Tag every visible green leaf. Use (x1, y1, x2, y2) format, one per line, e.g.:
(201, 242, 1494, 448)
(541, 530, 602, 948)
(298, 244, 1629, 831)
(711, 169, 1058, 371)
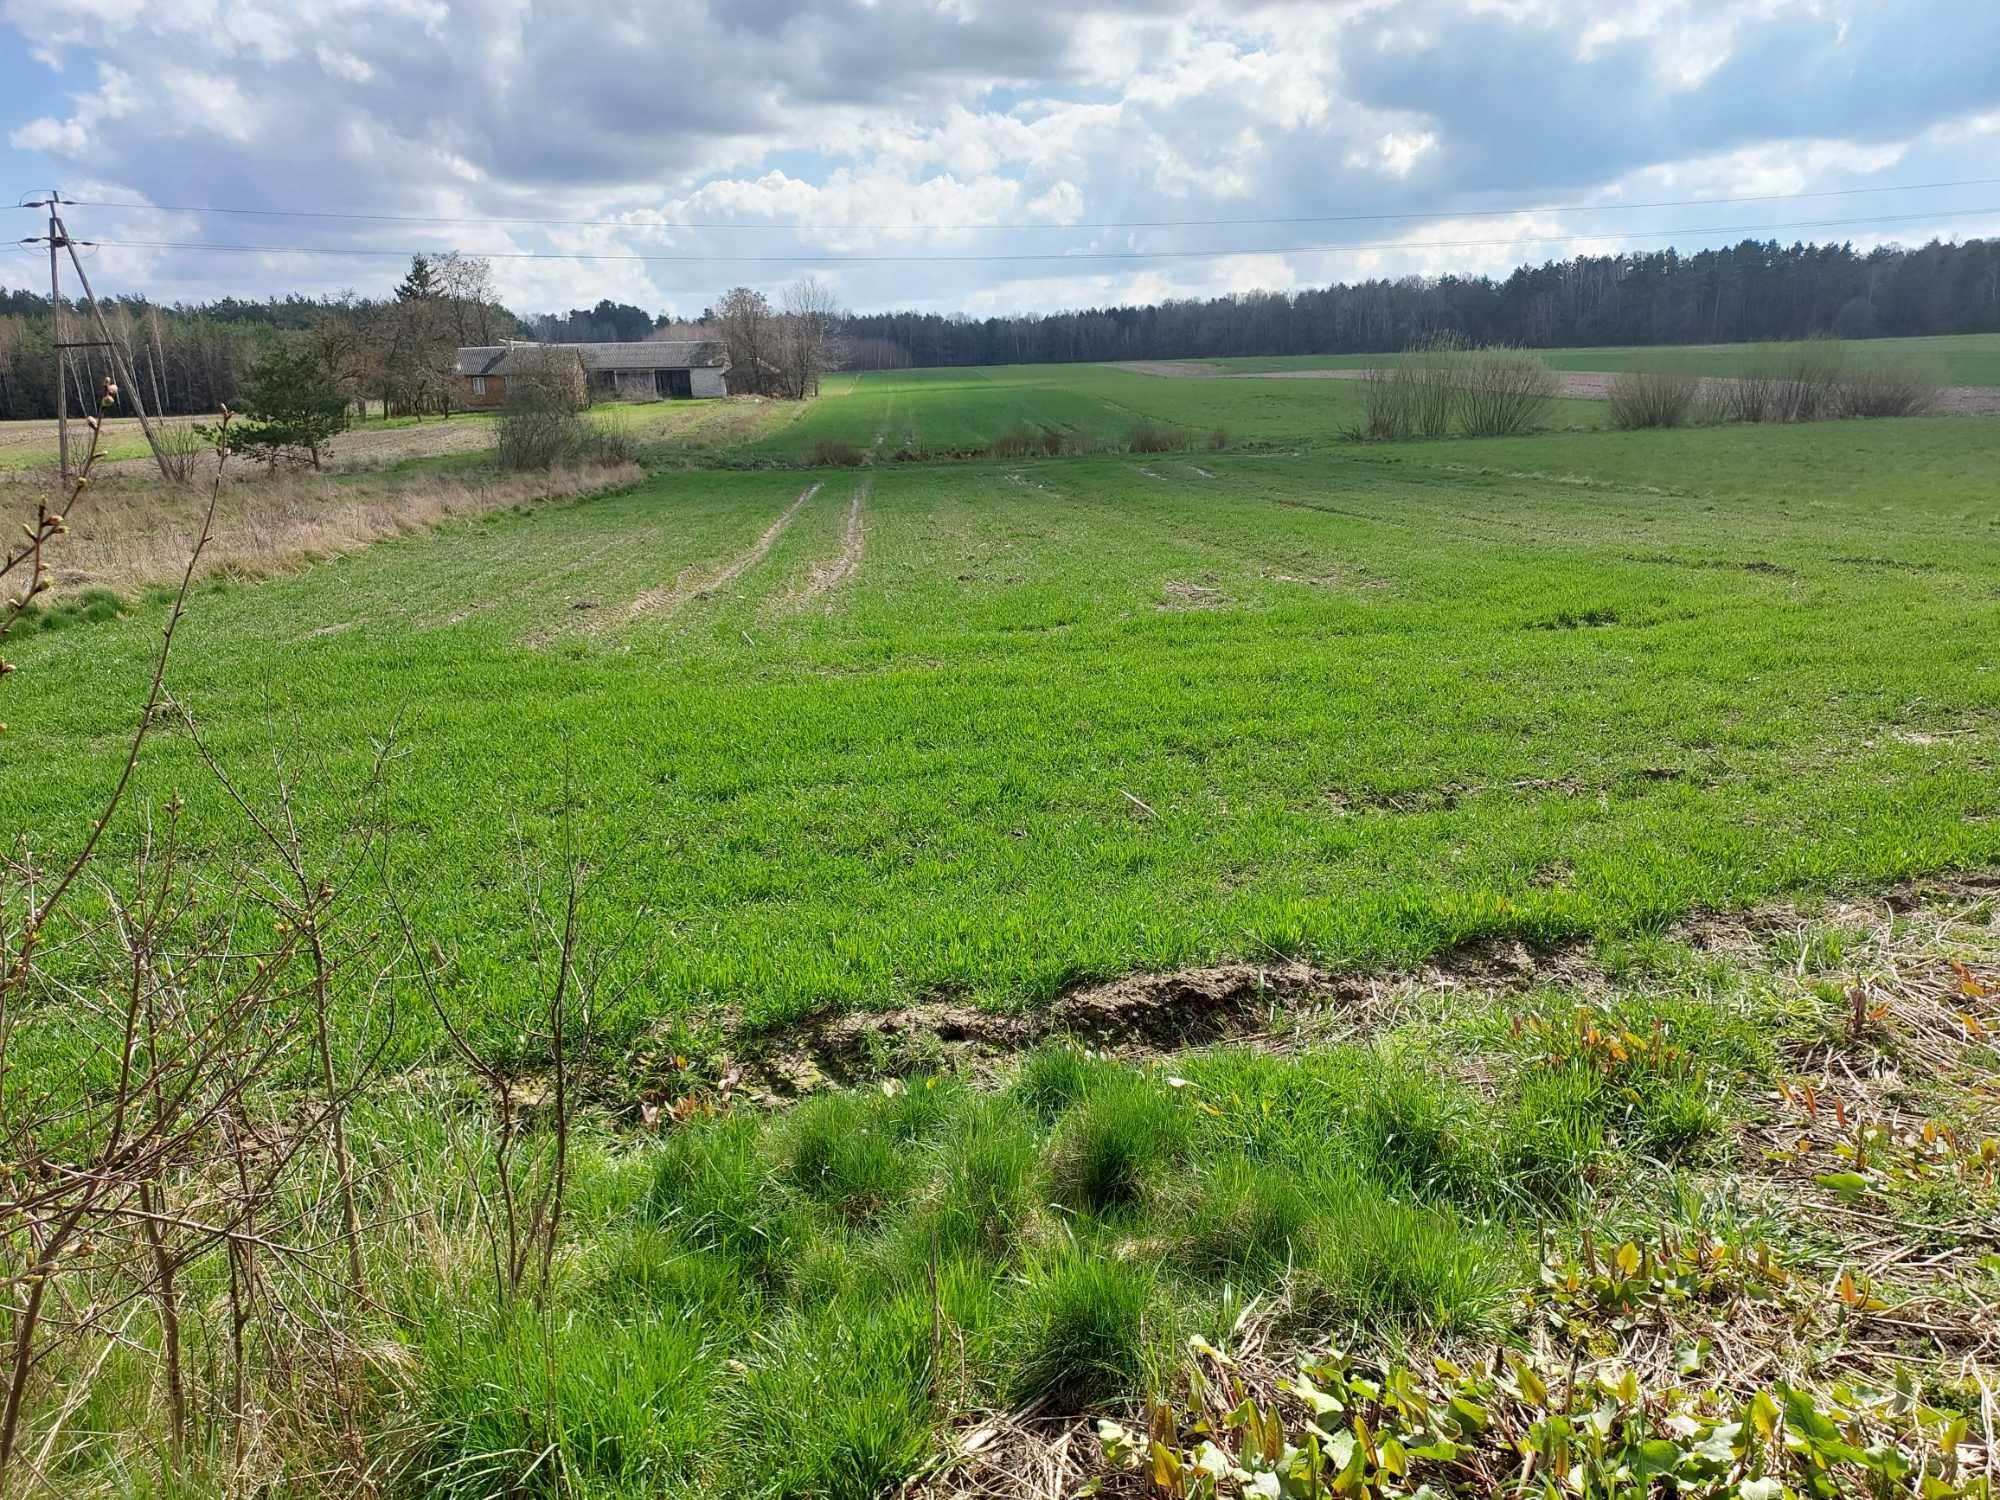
(1814, 1171, 1870, 1200)
(1629, 1438, 1684, 1478)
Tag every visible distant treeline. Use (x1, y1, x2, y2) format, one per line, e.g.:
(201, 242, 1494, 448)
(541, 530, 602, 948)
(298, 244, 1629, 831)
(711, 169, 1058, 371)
(841, 237, 2000, 368)
(3, 235, 1997, 418)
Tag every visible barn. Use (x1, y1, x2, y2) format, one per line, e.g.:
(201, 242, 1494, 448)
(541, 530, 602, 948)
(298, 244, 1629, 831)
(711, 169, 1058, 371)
(455, 340, 729, 407)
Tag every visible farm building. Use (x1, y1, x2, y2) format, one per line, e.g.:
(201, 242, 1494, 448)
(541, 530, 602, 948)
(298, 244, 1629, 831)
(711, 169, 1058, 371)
(455, 340, 728, 407)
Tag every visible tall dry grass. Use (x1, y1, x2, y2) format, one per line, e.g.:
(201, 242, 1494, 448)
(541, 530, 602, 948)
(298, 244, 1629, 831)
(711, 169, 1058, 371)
(47, 461, 641, 594)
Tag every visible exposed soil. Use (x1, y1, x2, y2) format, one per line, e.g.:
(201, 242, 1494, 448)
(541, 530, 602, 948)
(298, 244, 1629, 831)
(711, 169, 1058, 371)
(1158, 578, 1226, 610)
(711, 870, 1999, 1107)
(1112, 359, 2000, 413)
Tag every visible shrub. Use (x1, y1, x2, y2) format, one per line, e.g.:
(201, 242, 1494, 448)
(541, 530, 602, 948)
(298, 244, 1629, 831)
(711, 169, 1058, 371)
(1206, 426, 1230, 451)
(1125, 418, 1191, 453)
(812, 438, 867, 466)
(1455, 346, 1557, 436)
(1835, 360, 1941, 418)
(1727, 336, 1846, 423)
(1398, 332, 1467, 438)
(983, 424, 1041, 459)
(498, 350, 582, 469)
(1607, 364, 1701, 429)
(1354, 363, 1413, 440)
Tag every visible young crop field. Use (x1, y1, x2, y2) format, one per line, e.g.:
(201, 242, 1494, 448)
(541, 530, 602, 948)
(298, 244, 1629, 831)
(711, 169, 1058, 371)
(4, 360, 1999, 1497)
(1203, 332, 2000, 388)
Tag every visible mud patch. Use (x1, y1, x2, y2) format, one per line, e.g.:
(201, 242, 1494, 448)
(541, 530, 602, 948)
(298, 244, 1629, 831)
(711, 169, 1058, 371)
(730, 962, 1331, 1099)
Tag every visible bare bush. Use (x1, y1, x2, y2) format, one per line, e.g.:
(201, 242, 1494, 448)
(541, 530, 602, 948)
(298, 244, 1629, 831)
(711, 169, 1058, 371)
(1835, 359, 1941, 418)
(1455, 346, 1558, 437)
(1207, 427, 1229, 451)
(1353, 363, 1413, 440)
(1125, 419, 1192, 453)
(984, 425, 1041, 459)
(497, 349, 631, 470)
(156, 418, 209, 483)
(812, 439, 866, 466)
(1727, 337, 1846, 423)
(1403, 332, 1467, 438)
(1607, 363, 1702, 429)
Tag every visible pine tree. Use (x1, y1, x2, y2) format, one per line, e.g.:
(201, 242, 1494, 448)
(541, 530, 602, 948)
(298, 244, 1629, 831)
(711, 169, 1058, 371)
(395, 256, 437, 303)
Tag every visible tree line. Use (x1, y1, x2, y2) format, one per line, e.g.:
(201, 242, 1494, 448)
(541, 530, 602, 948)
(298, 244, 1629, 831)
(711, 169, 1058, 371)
(0, 253, 517, 422)
(839, 236, 2000, 368)
(2, 234, 1995, 421)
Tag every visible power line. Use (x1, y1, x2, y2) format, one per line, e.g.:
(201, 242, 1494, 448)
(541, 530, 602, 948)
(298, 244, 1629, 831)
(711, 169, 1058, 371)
(30, 175, 2000, 235)
(49, 207, 2000, 266)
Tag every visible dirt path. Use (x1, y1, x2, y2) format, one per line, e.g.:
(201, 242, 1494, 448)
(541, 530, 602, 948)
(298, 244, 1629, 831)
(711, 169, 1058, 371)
(1110, 360, 2000, 413)
(621, 481, 821, 622)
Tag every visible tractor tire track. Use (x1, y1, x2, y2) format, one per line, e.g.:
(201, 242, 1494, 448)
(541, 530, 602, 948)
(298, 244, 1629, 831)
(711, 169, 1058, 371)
(792, 479, 869, 611)
(620, 482, 821, 623)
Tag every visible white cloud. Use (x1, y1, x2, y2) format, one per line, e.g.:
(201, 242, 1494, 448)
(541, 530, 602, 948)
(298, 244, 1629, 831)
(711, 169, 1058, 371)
(316, 45, 376, 84)
(0, 0, 1994, 315)
(8, 62, 135, 154)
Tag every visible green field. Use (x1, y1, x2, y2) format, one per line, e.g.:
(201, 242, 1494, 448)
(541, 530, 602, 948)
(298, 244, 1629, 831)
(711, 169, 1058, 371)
(8, 409, 1996, 1052)
(751, 362, 1615, 459)
(6, 363, 1999, 1497)
(1217, 331, 2000, 385)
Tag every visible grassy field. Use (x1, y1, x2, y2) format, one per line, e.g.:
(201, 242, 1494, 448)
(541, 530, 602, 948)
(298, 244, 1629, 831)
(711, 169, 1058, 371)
(7, 415, 1996, 1049)
(4, 360, 1999, 1497)
(1216, 331, 2000, 385)
(752, 363, 1613, 459)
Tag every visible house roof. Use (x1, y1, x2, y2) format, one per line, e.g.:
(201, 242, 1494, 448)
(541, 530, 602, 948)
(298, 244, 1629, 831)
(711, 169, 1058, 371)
(455, 340, 727, 376)
(570, 340, 727, 371)
(455, 346, 511, 377)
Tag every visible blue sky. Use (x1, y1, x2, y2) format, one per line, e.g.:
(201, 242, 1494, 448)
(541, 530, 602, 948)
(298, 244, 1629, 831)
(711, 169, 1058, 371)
(4, 0, 1998, 320)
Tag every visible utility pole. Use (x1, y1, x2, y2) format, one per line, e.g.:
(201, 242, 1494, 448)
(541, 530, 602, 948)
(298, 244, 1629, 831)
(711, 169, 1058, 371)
(38, 190, 69, 480)
(22, 192, 177, 481)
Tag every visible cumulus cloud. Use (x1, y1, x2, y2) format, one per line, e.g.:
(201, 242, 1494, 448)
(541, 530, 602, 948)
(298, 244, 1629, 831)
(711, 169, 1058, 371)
(0, 0, 1995, 313)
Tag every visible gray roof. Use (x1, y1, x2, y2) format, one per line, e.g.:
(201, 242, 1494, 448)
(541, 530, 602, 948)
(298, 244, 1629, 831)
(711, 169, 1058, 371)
(455, 346, 511, 376)
(571, 340, 727, 371)
(456, 340, 726, 376)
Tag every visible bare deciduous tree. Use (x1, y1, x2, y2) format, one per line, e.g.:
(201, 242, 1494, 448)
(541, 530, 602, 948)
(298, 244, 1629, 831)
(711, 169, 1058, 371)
(777, 276, 844, 400)
(715, 287, 774, 396)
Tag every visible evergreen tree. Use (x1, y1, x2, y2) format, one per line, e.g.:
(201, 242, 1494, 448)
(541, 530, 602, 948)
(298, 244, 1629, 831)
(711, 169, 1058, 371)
(395, 256, 438, 303)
